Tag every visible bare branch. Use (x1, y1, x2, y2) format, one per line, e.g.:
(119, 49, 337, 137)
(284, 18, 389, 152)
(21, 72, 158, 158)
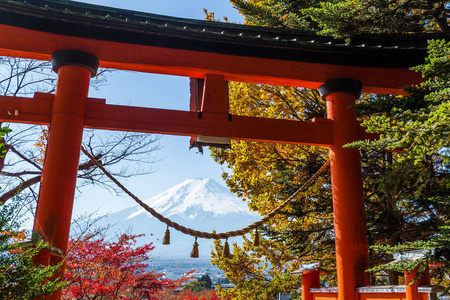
(0, 58, 161, 206)
(9, 145, 42, 170)
(0, 171, 41, 176)
(0, 175, 41, 204)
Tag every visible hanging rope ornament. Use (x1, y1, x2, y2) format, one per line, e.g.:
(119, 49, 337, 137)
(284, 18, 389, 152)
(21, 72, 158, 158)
(190, 237, 199, 258)
(162, 226, 170, 245)
(222, 238, 231, 258)
(253, 228, 260, 247)
(81, 146, 330, 246)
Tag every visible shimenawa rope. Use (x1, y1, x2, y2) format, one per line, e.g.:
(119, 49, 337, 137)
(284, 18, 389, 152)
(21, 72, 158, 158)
(81, 146, 330, 240)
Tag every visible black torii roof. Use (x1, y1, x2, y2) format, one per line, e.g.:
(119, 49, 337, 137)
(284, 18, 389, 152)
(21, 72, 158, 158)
(0, 0, 448, 69)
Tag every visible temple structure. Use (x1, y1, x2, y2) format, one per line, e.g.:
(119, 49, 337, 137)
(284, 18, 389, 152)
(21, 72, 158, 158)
(0, 0, 447, 299)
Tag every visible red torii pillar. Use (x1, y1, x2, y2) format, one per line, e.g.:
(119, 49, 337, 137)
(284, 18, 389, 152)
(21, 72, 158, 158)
(320, 79, 370, 300)
(32, 51, 99, 300)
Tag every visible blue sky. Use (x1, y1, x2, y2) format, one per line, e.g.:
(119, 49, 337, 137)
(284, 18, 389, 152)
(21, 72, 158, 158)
(72, 1, 245, 217)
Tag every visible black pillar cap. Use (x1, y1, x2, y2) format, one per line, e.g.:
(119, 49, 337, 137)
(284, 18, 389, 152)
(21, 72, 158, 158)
(318, 79, 362, 100)
(51, 50, 99, 77)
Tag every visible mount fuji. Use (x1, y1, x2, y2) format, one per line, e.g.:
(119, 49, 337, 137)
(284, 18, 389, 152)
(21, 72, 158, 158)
(92, 178, 260, 260)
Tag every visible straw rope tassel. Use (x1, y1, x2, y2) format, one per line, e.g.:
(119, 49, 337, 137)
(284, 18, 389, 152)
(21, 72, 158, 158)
(253, 228, 260, 247)
(222, 238, 231, 258)
(190, 237, 199, 258)
(163, 226, 170, 245)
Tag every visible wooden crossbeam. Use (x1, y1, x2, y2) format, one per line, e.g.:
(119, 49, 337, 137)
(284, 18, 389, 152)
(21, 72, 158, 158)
(0, 93, 380, 146)
(0, 93, 334, 146)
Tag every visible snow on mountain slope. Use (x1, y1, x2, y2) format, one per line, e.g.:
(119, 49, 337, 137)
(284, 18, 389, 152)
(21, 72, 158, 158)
(126, 178, 256, 220)
(88, 178, 259, 260)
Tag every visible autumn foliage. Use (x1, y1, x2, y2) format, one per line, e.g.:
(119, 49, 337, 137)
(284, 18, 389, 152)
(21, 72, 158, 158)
(63, 233, 176, 300)
(33, 128, 48, 165)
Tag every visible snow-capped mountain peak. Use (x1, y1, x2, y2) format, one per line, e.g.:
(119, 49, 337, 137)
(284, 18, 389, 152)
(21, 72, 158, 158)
(127, 178, 257, 220)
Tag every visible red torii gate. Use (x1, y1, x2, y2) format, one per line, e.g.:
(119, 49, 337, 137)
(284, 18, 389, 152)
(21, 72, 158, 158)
(0, 1, 445, 300)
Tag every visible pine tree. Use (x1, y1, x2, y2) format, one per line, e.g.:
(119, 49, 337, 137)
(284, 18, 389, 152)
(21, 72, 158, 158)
(304, 0, 450, 37)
